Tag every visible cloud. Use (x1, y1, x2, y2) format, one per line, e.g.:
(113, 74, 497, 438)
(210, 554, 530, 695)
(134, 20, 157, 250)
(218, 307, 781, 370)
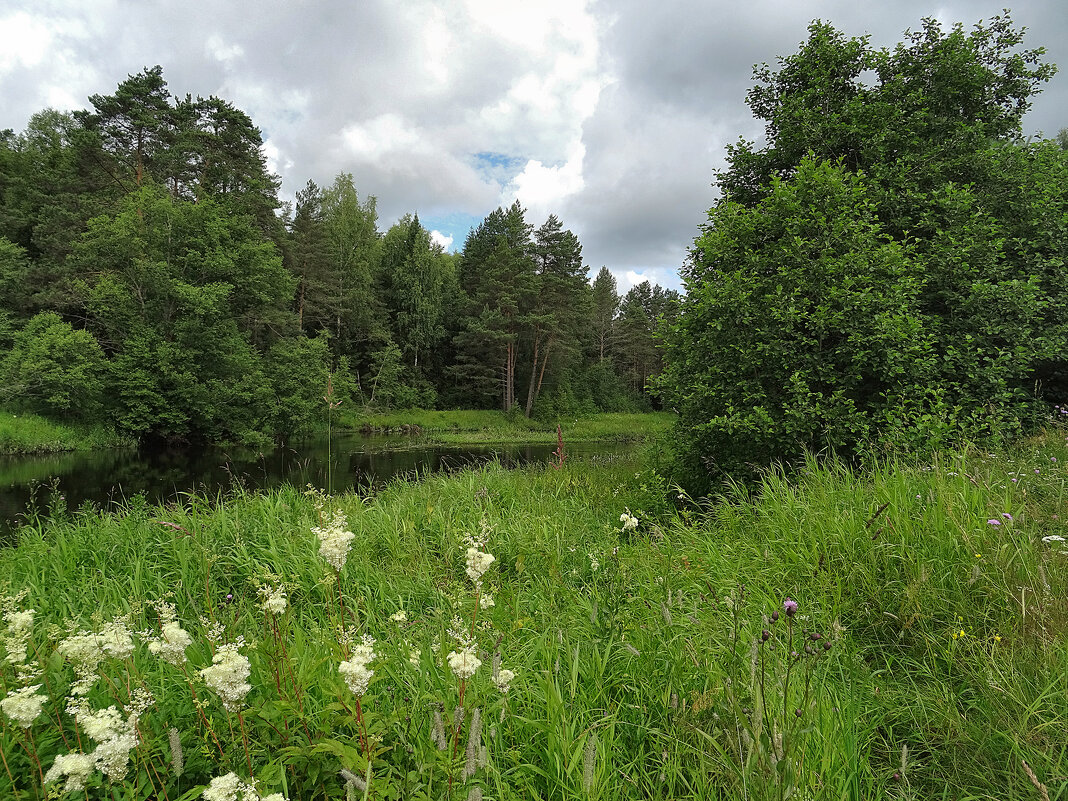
(429, 230, 454, 251)
(1, 0, 1065, 292)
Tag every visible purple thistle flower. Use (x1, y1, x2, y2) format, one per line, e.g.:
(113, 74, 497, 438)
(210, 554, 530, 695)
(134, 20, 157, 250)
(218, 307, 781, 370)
(783, 597, 798, 617)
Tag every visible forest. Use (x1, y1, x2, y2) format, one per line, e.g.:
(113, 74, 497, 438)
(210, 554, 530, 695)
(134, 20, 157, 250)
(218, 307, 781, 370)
(0, 67, 677, 444)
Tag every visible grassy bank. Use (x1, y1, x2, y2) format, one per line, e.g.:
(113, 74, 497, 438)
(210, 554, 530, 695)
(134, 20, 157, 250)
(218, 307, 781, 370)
(0, 436, 1065, 799)
(338, 408, 674, 444)
(0, 410, 134, 454)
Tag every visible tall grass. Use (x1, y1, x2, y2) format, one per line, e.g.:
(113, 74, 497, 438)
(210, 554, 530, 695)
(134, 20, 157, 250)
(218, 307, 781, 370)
(0, 434, 1064, 799)
(338, 409, 675, 444)
(0, 411, 134, 455)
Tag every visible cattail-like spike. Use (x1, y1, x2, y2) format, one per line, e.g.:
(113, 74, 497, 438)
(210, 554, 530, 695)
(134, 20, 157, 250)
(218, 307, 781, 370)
(168, 728, 183, 776)
(463, 708, 482, 780)
(582, 732, 598, 794)
(432, 707, 447, 749)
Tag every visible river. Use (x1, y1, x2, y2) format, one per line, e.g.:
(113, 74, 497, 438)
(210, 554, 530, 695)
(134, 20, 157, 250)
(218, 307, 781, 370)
(0, 435, 623, 539)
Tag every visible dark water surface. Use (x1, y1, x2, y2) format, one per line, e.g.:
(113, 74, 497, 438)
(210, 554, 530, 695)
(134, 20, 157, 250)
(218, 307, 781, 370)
(0, 435, 622, 538)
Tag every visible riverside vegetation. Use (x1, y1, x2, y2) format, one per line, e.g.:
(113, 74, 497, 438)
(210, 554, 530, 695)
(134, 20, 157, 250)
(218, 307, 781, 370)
(0, 425, 1065, 800)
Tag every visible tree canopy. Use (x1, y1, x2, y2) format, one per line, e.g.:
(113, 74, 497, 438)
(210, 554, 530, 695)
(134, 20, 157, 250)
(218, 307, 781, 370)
(662, 13, 1066, 492)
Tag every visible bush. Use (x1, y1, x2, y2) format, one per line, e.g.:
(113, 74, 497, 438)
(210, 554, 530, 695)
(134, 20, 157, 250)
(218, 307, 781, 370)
(1, 312, 105, 420)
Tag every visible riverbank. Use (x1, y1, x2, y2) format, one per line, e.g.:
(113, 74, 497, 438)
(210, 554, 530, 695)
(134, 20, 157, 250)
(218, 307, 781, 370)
(337, 408, 675, 444)
(0, 434, 1065, 799)
(0, 410, 134, 454)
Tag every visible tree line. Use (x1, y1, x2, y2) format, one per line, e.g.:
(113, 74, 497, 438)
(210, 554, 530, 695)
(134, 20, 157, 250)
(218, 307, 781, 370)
(0, 66, 677, 443)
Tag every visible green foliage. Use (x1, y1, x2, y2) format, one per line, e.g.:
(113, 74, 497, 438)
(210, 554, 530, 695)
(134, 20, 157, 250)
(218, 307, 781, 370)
(664, 13, 1066, 492)
(263, 335, 332, 437)
(1, 312, 105, 419)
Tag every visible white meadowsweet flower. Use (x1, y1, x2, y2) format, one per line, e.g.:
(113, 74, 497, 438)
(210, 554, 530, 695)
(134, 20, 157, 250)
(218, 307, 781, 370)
(1, 685, 45, 728)
(58, 631, 105, 696)
(390, 609, 407, 622)
(313, 508, 356, 571)
(4, 608, 34, 665)
(92, 731, 138, 781)
(200, 641, 251, 712)
(620, 509, 639, 532)
(479, 592, 495, 610)
(447, 646, 482, 680)
(465, 547, 496, 586)
(99, 616, 135, 660)
(78, 705, 125, 743)
(339, 635, 376, 697)
(408, 647, 421, 667)
(493, 668, 516, 694)
(147, 621, 193, 667)
(44, 752, 95, 794)
(259, 584, 288, 616)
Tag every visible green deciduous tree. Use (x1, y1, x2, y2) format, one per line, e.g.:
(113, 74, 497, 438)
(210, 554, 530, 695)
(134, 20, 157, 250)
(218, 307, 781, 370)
(663, 13, 1065, 492)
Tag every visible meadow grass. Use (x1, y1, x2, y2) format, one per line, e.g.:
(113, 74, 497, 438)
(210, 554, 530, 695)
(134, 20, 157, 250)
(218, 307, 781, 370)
(337, 409, 674, 444)
(0, 410, 134, 455)
(0, 434, 1064, 799)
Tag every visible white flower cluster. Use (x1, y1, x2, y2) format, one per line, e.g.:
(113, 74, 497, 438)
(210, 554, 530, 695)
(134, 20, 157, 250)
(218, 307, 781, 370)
(147, 621, 193, 666)
(493, 668, 516, 694)
(99, 615, 135, 660)
(258, 583, 288, 616)
(313, 508, 356, 571)
(620, 508, 639, 532)
(479, 592, 495, 610)
(202, 771, 286, 801)
(143, 601, 192, 667)
(465, 548, 496, 587)
(57, 631, 106, 696)
(44, 752, 95, 793)
(1, 684, 45, 728)
(63, 689, 151, 783)
(200, 639, 251, 712)
(3, 608, 34, 665)
(390, 609, 407, 622)
(1043, 534, 1068, 554)
(339, 635, 376, 697)
(447, 646, 482, 680)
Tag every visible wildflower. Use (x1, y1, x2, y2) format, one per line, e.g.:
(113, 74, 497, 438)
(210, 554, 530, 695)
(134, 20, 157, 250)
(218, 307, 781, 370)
(620, 508, 638, 532)
(313, 508, 356, 571)
(99, 616, 135, 660)
(200, 640, 252, 712)
(259, 584, 288, 616)
(1001, 512, 1013, 521)
(58, 631, 105, 695)
(339, 635, 376, 697)
(92, 730, 139, 781)
(479, 593, 495, 610)
(448, 646, 482, 680)
(987, 519, 1002, 526)
(409, 647, 421, 667)
(1, 685, 45, 728)
(147, 621, 193, 667)
(783, 597, 798, 617)
(202, 772, 254, 801)
(390, 609, 408, 622)
(44, 752, 95, 794)
(975, 553, 982, 559)
(3, 608, 34, 665)
(589, 553, 600, 572)
(493, 668, 516, 693)
(465, 547, 496, 586)
(78, 706, 125, 742)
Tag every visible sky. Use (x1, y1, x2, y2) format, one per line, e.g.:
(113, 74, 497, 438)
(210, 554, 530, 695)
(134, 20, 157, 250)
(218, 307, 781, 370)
(1, 1, 1065, 295)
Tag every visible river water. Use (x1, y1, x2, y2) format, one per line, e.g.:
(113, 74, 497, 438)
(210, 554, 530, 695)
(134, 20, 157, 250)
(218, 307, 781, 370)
(0, 435, 619, 538)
